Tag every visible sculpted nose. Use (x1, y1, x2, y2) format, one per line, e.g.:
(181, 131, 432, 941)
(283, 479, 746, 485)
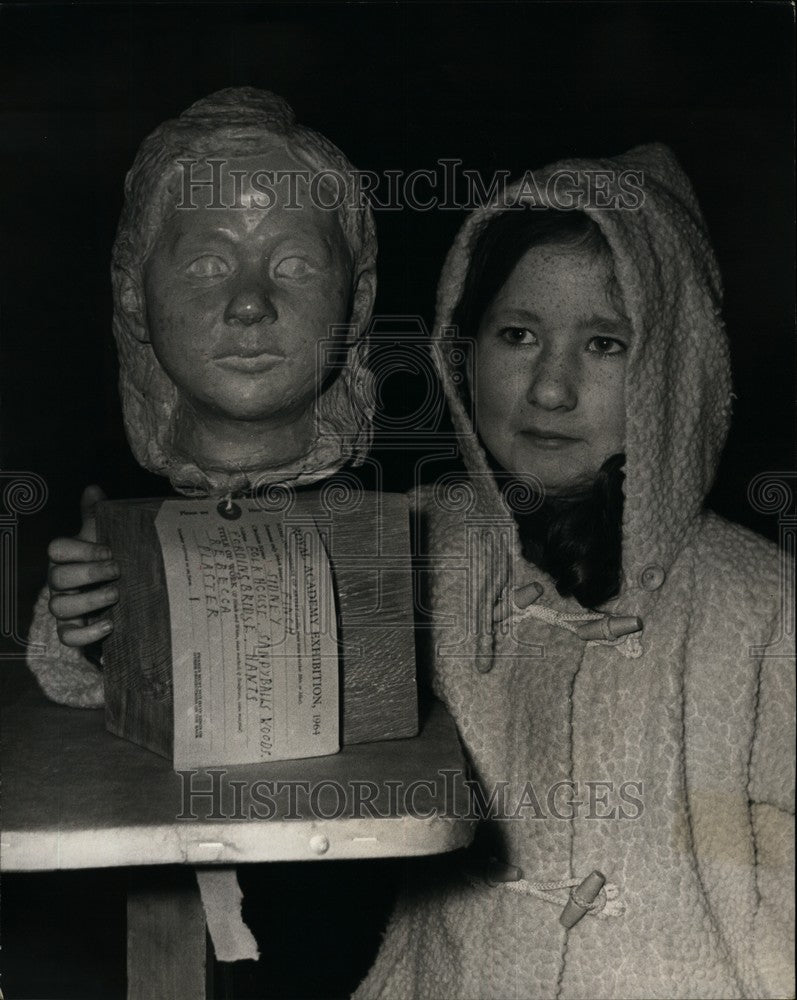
(526, 354, 577, 411)
(224, 281, 277, 326)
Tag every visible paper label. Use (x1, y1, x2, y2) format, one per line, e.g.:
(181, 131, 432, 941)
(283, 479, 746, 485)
(155, 499, 339, 767)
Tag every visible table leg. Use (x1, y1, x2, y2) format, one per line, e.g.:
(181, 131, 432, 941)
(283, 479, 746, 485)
(127, 866, 212, 1000)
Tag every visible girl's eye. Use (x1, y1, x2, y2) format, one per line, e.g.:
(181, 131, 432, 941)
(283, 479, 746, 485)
(587, 336, 626, 356)
(274, 256, 315, 280)
(185, 255, 230, 279)
(499, 326, 537, 346)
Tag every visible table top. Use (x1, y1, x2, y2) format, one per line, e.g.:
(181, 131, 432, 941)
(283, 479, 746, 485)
(0, 691, 474, 871)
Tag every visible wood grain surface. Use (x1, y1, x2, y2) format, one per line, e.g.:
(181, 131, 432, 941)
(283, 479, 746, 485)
(95, 490, 418, 761)
(127, 867, 210, 1000)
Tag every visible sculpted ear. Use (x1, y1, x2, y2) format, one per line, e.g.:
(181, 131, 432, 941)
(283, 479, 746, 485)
(119, 274, 149, 343)
(349, 267, 376, 334)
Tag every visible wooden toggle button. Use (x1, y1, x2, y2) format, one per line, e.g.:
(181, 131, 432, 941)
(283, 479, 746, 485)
(559, 870, 605, 929)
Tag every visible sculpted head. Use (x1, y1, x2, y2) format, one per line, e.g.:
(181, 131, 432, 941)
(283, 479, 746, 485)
(112, 87, 377, 496)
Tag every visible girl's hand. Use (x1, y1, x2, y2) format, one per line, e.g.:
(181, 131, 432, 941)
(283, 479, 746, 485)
(47, 485, 120, 647)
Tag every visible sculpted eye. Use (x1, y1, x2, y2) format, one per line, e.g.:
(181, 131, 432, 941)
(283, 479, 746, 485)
(499, 327, 536, 346)
(274, 256, 315, 280)
(185, 255, 230, 279)
(587, 336, 626, 356)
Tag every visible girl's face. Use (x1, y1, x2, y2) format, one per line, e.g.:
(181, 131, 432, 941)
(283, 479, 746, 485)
(474, 243, 630, 493)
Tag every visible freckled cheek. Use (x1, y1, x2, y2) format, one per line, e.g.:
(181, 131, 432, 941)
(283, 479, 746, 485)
(474, 348, 524, 435)
(585, 371, 626, 445)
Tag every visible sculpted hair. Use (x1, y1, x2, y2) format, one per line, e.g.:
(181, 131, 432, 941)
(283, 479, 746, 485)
(111, 87, 377, 496)
(455, 207, 626, 608)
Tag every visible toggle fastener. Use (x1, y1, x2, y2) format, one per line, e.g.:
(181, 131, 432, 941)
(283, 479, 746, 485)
(573, 616, 642, 642)
(492, 582, 543, 625)
(485, 857, 524, 886)
(559, 870, 606, 929)
(465, 856, 523, 886)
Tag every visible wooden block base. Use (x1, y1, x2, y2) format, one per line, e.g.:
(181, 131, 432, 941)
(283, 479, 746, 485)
(96, 490, 418, 763)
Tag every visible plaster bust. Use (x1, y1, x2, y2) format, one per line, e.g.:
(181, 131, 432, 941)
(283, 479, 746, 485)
(112, 87, 377, 497)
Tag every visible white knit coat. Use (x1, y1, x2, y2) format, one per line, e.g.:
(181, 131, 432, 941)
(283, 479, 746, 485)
(354, 145, 795, 1000)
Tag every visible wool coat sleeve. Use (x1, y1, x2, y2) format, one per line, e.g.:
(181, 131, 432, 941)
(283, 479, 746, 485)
(25, 583, 105, 708)
(748, 589, 795, 999)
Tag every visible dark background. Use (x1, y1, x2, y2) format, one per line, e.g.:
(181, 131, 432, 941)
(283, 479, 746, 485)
(1, 3, 794, 998)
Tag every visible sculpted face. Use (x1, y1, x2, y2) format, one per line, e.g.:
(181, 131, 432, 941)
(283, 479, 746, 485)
(113, 88, 378, 495)
(136, 151, 355, 470)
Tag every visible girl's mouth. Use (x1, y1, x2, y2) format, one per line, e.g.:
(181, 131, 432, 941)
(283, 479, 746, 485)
(522, 428, 580, 449)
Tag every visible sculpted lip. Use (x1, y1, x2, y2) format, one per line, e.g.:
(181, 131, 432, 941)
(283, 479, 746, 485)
(214, 351, 285, 373)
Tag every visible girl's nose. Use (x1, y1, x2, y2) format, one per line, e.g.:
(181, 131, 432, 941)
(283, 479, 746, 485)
(224, 275, 278, 326)
(526, 354, 578, 411)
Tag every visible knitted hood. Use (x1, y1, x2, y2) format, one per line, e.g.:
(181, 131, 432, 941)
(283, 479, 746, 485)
(433, 143, 732, 612)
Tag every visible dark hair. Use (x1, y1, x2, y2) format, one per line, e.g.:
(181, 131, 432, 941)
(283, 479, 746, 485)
(452, 207, 618, 346)
(502, 454, 626, 609)
(453, 207, 625, 608)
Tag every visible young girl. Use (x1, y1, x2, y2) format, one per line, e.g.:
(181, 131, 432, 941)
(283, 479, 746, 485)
(41, 144, 793, 999)
(353, 144, 794, 999)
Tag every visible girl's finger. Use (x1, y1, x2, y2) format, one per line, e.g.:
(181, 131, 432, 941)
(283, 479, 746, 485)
(49, 586, 119, 621)
(48, 560, 120, 593)
(57, 618, 114, 648)
(78, 484, 108, 543)
(47, 536, 112, 564)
